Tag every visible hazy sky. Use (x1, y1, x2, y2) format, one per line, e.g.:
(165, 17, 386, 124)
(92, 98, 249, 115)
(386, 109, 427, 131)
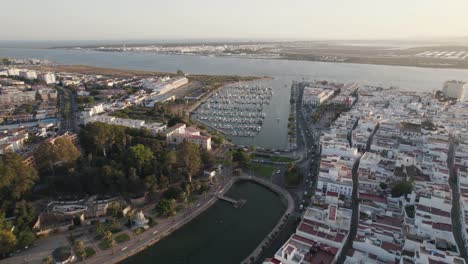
(1, 0, 467, 41)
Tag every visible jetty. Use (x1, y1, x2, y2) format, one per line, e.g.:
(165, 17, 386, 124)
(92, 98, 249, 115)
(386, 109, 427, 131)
(215, 194, 247, 208)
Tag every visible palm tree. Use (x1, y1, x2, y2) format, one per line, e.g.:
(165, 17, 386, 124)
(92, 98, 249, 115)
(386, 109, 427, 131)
(74, 240, 86, 263)
(43, 256, 52, 264)
(134, 228, 143, 242)
(104, 231, 114, 255)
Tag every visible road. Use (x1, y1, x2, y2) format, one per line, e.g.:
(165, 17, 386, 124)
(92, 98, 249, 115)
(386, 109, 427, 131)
(0, 234, 69, 264)
(336, 157, 361, 264)
(448, 139, 468, 262)
(255, 83, 322, 263)
(57, 86, 79, 134)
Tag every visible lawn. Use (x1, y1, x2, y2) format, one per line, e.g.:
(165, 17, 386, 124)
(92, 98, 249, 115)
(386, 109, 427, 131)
(98, 240, 111, 250)
(114, 233, 130, 244)
(270, 156, 297, 163)
(84, 247, 96, 258)
(249, 163, 276, 178)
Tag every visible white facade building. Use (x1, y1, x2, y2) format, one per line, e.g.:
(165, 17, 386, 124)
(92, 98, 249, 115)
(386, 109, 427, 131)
(39, 72, 56, 84)
(7, 68, 19, 76)
(442, 80, 468, 101)
(19, 70, 37, 80)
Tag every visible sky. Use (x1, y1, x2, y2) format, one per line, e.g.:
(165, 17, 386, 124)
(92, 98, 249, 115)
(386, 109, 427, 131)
(1, 0, 468, 41)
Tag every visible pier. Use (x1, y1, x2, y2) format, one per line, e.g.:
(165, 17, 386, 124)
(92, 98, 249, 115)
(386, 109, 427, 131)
(215, 194, 247, 208)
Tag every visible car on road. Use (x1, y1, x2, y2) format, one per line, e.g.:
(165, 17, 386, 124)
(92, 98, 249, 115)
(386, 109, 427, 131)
(276, 170, 281, 174)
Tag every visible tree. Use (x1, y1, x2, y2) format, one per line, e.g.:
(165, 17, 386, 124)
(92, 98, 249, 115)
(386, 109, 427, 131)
(176, 141, 201, 182)
(144, 175, 159, 197)
(167, 116, 185, 127)
(379, 182, 388, 190)
(43, 256, 53, 264)
(0, 229, 17, 256)
(391, 180, 413, 197)
(128, 144, 154, 175)
(103, 231, 114, 254)
(79, 122, 112, 157)
(134, 228, 143, 242)
(74, 240, 86, 262)
(0, 152, 38, 211)
(232, 149, 251, 169)
(155, 199, 176, 217)
(159, 175, 169, 189)
(201, 149, 215, 168)
(96, 223, 106, 237)
(17, 228, 36, 248)
(108, 218, 120, 233)
(163, 186, 183, 200)
(53, 138, 81, 165)
(0, 213, 10, 231)
(14, 201, 35, 230)
(34, 137, 80, 174)
(212, 135, 224, 145)
(176, 69, 185, 76)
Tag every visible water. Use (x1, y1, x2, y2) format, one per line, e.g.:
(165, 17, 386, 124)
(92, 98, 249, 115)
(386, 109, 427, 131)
(2, 48, 468, 149)
(121, 181, 286, 264)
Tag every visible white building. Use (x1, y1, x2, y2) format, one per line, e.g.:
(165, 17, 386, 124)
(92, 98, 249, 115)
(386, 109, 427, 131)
(7, 68, 19, 76)
(39, 72, 56, 84)
(84, 115, 166, 134)
(165, 123, 211, 150)
(442, 80, 468, 101)
(142, 77, 188, 94)
(302, 87, 335, 107)
(81, 104, 105, 118)
(19, 70, 37, 80)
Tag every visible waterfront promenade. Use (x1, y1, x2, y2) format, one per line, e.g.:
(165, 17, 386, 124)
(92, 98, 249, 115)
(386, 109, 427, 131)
(1, 174, 293, 264)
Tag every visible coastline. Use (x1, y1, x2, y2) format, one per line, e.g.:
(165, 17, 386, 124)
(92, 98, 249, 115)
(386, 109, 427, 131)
(34, 48, 468, 70)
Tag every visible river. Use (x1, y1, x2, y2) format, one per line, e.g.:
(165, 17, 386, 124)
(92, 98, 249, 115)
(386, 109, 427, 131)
(120, 181, 286, 264)
(2, 48, 468, 149)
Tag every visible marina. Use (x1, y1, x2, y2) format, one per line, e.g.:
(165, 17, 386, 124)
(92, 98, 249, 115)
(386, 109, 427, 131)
(193, 81, 273, 137)
(2, 47, 468, 149)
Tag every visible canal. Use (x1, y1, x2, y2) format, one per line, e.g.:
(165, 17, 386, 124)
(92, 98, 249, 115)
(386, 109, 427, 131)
(121, 181, 286, 264)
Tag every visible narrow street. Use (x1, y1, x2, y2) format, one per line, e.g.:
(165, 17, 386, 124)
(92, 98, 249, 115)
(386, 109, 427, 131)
(336, 157, 361, 264)
(448, 139, 468, 262)
(57, 86, 79, 134)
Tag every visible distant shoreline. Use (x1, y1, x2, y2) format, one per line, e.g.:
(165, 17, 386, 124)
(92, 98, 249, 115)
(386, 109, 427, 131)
(44, 42, 468, 70)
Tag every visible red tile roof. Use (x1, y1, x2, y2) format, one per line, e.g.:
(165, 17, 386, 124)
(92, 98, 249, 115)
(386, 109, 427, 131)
(432, 222, 452, 232)
(359, 193, 387, 203)
(381, 241, 402, 252)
